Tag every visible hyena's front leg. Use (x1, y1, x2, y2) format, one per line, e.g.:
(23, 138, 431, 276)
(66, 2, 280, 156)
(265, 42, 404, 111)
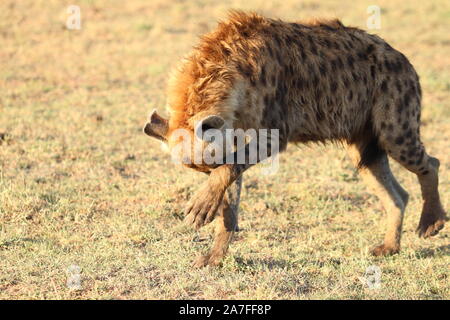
(184, 131, 278, 229)
(192, 178, 242, 267)
(229, 175, 242, 232)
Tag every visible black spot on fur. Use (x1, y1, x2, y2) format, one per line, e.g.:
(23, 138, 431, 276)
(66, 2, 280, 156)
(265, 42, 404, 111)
(402, 122, 409, 130)
(321, 25, 337, 32)
(294, 76, 304, 90)
(407, 148, 416, 157)
(274, 34, 283, 47)
(384, 60, 393, 72)
(395, 136, 405, 145)
(357, 51, 368, 61)
(315, 108, 325, 122)
(294, 39, 304, 51)
(343, 77, 350, 87)
(370, 65, 376, 79)
(312, 75, 319, 87)
(392, 59, 403, 73)
(397, 100, 404, 114)
(404, 91, 411, 107)
(276, 83, 287, 104)
(381, 80, 388, 92)
(236, 62, 253, 79)
(318, 62, 328, 76)
(308, 35, 318, 55)
(347, 55, 355, 67)
(300, 50, 308, 60)
(260, 66, 267, 86)
(267, 45, 274, 58)
(405, 129, 413, 139)
(330, 59, 338, 72)
(384, 43, 394, 51)
(291, 23, 303, 31)
(264, 94, 270, 107)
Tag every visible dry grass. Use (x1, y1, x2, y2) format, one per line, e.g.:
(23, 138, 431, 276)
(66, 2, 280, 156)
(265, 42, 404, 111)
(0, 0, 449, 299)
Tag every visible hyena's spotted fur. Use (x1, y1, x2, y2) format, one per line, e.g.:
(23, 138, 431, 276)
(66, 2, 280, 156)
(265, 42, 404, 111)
(144, 11, 446, 267)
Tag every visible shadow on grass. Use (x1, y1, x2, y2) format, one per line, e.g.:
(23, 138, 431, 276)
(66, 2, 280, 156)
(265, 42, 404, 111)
(233, 256, 293, 270)
(0, 238, 50, 249)
(414, 244, 450, 259)
(232, 254, 344, 270)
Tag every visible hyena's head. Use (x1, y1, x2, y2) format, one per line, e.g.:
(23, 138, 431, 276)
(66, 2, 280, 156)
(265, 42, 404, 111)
(143, 109, 231, 173)
(144, 48, 241, 172)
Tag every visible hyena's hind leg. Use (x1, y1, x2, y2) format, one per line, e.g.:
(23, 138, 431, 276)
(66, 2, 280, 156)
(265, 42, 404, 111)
(192, 175, 242, 267)
(378, 130, 447, 238)
(347, 143, 409, 256)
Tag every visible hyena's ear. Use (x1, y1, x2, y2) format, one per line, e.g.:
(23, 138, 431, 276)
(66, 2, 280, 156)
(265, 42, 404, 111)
(143, 109, 169, 142)
(195, 115, 226, 142)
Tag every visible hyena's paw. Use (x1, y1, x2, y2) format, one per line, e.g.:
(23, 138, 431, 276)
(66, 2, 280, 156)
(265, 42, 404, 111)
(417, 217, 446, 238)
(192, 254, 223, 268)
(184, 182, 225, 230)
(371, 244, 400, 257)
(417, 203, 447, 238)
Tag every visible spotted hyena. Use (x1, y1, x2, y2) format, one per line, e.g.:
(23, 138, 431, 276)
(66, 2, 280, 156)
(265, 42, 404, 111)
(144, 11, 446, 267)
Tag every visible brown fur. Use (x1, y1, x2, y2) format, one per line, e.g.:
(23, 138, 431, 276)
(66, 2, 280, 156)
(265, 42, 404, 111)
(146, 11, 447, 267)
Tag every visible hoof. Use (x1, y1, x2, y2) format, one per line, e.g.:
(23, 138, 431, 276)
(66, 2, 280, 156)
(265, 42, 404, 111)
(371, 244, 400, 256)
(417, 218, 445, 238)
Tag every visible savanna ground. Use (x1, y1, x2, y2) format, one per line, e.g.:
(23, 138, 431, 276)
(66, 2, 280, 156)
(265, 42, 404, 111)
(0, 0, 449, 300)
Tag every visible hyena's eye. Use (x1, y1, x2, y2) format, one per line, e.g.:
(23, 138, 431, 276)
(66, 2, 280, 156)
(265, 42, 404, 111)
(200, 123, 215, 133)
